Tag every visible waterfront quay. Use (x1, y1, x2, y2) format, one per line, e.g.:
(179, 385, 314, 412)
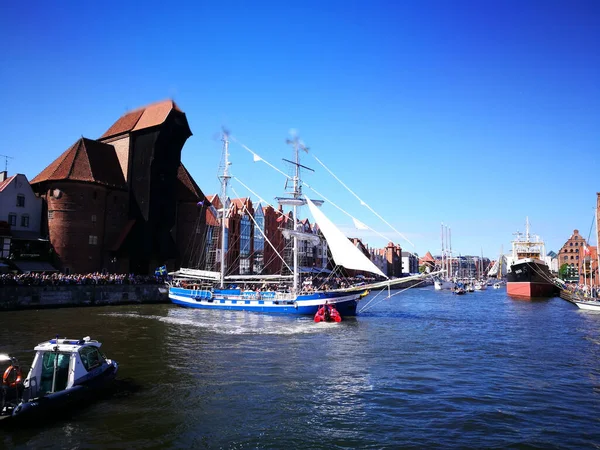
(2, 287, 600, 449)
(0, 273, 167, 310)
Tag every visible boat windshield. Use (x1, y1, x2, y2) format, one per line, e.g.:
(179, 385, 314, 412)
(79, 346, 106, 372)
(40, 352, 70, 393)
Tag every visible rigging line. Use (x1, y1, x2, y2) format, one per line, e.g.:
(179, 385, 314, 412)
(357, 288, 387, 312)
(230, 186, 293, 274)
(304, 182, 419, 258)
(230, 136, 293, 181)
(587, 212, 596, 244)
(312, 155, 415, 248)
(303, 183, 390, 243)
(359, 280, 426, 313)
(232, 177, 286, 219)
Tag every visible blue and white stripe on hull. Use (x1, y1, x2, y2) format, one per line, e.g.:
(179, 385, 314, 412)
(169, 287, 360, 316)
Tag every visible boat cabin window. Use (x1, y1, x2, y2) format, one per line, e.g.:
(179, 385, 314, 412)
(40, 352, 71, 394)
(79, 346, 106, 371)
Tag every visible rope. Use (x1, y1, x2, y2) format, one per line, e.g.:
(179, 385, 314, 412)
(312, 155, 415, 248)
(359, 279, 427, 313)
(230, 186, 293, 274)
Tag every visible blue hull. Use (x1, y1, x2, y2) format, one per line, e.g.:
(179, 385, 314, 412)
(169, 287, 360, 316)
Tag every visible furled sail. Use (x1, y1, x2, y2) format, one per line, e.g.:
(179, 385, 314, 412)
(281, 229, 321, 245)
(305, 197, 387, 278)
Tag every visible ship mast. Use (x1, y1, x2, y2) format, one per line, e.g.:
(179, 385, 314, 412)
(286, 135, 306, 295)
(218, 131, 231, 289)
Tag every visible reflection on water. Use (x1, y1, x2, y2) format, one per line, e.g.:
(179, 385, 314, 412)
(2, 288, 600, 448)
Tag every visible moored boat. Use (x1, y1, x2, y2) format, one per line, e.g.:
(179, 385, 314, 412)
(573, 299, 600, 311)
(506, 218, 559, 299)
(1, 336, 118, 424)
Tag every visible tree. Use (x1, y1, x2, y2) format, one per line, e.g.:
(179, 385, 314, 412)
(559, 263, 569, 279)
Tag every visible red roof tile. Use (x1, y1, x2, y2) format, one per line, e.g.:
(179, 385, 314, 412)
(31, 138, 127, 189)
(231, 197, 249, 208)
(0, 175, 16, 192)
(420, 251, 435, 262)
(207, 194, 222, 209)
(99, 109, 145, 140)
(176, 163, 204, 202)
(100, 99, 183, 140)
(206, 208, 219, 227)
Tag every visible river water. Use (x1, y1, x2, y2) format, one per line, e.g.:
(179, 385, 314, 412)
(1, 286, 600, 449)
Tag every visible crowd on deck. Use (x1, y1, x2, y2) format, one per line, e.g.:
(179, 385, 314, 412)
(0, 272, 164, 286)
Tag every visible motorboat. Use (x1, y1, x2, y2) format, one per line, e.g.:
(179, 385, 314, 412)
(474, 281, 487, 291)
(1, 336, 118, 423)
(314, 304, 342, 323)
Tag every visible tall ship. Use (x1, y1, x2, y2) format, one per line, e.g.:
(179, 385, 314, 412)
(167, 131, 432, 316)
(506, 218, 559, 299)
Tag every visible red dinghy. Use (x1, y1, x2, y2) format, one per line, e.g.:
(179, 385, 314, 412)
(314, 304, 342, 323)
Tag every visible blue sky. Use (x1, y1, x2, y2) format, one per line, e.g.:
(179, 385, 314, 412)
(1, 0, 599, 259)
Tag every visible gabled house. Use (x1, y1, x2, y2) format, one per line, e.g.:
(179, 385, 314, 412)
(0, 171, 54, 271)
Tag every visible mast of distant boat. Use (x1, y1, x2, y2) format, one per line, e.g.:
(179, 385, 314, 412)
(440, 222, 445, 279)
(596, 202, 600, 292)
(219, 131, 231, 289)
(449, 226, 452, 279)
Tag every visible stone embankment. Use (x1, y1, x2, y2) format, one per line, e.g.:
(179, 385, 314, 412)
(0, 284, 169, 311)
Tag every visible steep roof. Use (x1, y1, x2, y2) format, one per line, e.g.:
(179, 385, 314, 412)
(421, 251, 435, 262)
(0, 175, 16, 192)
(31, 138, 127, 189)
(99, 99, 183, 140)
(176, 163, 204, 202)
(231, 197, 250, 208)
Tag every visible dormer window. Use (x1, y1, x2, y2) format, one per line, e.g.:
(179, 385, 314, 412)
(16, 195, 25, 207)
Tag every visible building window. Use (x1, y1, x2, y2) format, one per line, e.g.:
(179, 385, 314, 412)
(8, 214, 16, 226)
(21, 215, 29, 227)
(89, 235, 98, 245)
(16, 195, 25, 207)
(48, 211, 54, 220)
(575, 242, 578, 247)
(576, 256, 579, 260)
(570, 256, 574, 260)
(91, 215, 97, 223)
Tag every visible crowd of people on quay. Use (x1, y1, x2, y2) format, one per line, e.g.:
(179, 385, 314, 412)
(564, 283, 599, 299)
(0, 272, 164, 286)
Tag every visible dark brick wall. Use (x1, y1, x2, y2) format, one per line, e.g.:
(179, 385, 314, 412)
(41, 182, 129, 273)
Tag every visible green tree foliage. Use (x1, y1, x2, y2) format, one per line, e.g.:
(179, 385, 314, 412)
(559, 263, 569, 279)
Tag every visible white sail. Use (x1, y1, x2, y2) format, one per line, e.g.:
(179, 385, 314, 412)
(305, 197, 387, 278)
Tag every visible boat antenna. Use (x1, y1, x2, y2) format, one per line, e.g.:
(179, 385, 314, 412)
(218, 129, 231, 289)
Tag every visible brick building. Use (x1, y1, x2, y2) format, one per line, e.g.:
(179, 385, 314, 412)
(30, 100, 206, 275)
(557, 229, 588, 283)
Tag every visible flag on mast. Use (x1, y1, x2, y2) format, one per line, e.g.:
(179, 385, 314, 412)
(352, 217, 369, 230)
